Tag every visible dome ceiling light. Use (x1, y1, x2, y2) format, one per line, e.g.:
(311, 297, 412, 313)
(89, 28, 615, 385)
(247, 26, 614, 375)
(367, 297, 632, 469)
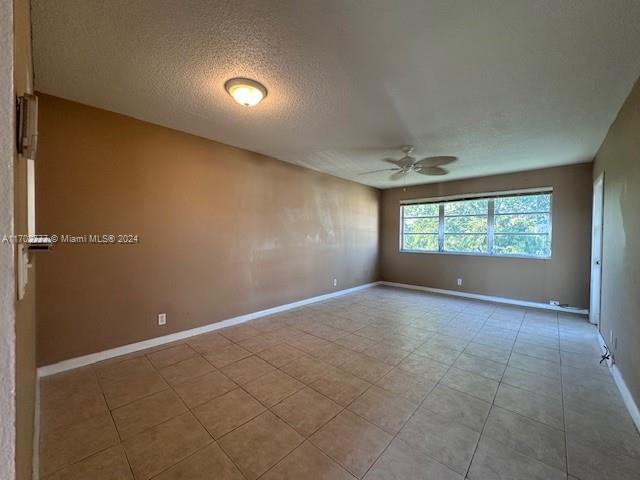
(224, 78, 267, 107)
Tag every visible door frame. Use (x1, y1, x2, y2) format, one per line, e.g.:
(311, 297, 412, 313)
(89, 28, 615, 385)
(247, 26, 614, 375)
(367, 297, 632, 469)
(589, 172, 604, 325)
(0, 0, 17, 479)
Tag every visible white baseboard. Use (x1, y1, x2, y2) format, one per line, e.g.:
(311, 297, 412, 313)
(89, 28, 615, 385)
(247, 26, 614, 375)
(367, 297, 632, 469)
(598, 332, 640, 432)
(37, 282, 378, 377)
(379, 281, 589, 314)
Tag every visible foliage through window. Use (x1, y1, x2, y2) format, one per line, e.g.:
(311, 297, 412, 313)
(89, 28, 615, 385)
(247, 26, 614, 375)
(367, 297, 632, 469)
(401, 191, 552, 258)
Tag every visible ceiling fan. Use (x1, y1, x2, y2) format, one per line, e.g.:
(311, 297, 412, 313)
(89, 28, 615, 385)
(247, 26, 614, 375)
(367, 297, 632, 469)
(360, 145, 457, 180)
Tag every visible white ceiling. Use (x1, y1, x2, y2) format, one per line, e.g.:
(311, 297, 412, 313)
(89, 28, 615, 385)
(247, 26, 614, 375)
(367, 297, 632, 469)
(31, 0, 640, 188)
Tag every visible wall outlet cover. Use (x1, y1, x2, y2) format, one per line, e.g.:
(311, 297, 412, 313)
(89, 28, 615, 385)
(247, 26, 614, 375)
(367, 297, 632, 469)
(158, 313, 167, 326)
(457, 278, 462, 286)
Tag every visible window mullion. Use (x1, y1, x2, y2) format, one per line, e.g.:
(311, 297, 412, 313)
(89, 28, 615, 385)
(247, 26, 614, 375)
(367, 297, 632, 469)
(438, 204, 444, 252)
(488, 199, 495, 255)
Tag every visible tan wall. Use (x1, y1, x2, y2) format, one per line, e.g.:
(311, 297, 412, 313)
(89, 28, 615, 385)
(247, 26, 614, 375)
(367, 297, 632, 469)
(380, 163, 593, 307)
(13, 0, 36, 478)
(35, 94, 380, 366)
(593, 77, 640, 407)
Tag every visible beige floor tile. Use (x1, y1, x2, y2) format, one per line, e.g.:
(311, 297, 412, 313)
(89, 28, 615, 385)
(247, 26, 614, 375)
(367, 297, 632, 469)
(280, 355, 333, 384)
(95, 356, 157, 381)
(244, 370, 304, 407)
(311, 368, 370, 406)
(365, 343, 410, 366)
(312, 343, 358, 368)
(218, 411, 303, 480)
(286, 332, 334, 354)
(123, 412, 212, 480)
(238, 332, 284, 353)
(186, 332, 232, 355)
(204, 344, 252, 368)
(382, 333, 426, 350)
(375, 368, 435, 404)
(421, 385, 491, 433)
(40, 366, 101, 400)
(257, 343, 306, 367)
(502, 366, 562, 400)
(40, 373, 108, 434)
(272, 387, 342, 437)
(565, 406, 640, 458)
(354, 325, 387, 341)
(483, 406, 567, 471)
(250, 316, 290, 333)
(508, 352, 561, 379)
(494, 383, 564, 429)
(348, 386, 416, 434)
(219, 324, 262, 342)
(159, 355, 215, 386)
(152, 443, 244, 480)
(567, 435, 640, 480)
(193, 388, 265, 439)
(262, 441, 355, 480)
(453, 352, 506, 381)
(364, 438, 462, 480)
(99, 369, 169, 410)
(40, 412, 120, 477)
(334, 333, 378, 352)
(463, 342, 511, 364)
(310, 410, 392, 478)
(398, 408, 479, 475)
(41, 446, 132, 480)
(146, 344, 198, 369)
(468, 436, 566, 480)
(111, 389, 187, 440)
(172, 369, 237, 408)
(220, 355, 277, 385)
(397, 354, 449, 382)
(513, 340, 561, 362)
(440, 368, 499, 403)
(340, 353, 393, 383)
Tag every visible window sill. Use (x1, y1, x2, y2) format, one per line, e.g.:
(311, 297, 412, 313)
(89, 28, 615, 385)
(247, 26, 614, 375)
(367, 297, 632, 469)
(399, 249, 551, 260)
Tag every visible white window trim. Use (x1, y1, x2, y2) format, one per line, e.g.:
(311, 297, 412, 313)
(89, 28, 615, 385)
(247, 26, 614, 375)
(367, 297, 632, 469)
(399, 187, 553, 259)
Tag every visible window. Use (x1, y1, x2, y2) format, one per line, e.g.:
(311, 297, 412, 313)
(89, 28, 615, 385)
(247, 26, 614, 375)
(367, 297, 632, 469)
(400, 190, 552, 258)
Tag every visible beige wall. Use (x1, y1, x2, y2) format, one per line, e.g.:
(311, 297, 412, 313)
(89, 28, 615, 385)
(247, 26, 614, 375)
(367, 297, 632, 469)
(35, 94, 380, 366)
(593, 77, 640, 407)
(13, 0, 36, 479)
(380, 163, 593, 307)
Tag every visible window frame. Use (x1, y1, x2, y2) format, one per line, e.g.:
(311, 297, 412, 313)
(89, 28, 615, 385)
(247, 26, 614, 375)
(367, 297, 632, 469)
(399, 188, 553, 259)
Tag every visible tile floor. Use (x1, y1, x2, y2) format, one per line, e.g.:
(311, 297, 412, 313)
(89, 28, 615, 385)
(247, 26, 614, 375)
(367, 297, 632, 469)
(38, 286, 640, 479)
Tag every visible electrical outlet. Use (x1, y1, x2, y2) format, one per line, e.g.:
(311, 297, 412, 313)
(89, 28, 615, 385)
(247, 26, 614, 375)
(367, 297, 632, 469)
(333, 278, 337, 287)
(158, 313, 167, 326)
(457, 278, 462, 286)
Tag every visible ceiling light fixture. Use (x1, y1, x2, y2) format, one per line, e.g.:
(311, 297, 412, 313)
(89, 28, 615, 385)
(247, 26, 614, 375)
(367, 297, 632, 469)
(224, 78, 267, 107)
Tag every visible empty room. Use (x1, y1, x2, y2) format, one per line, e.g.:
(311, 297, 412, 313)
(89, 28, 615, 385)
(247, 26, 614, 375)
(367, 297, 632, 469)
(3, 1, 640, 479)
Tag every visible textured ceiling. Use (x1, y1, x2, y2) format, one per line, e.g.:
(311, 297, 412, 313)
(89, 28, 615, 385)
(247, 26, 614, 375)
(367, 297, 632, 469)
(31, 0, 640, 188)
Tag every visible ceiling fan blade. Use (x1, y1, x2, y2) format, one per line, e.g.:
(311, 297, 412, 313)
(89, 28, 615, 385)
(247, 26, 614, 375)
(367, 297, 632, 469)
(390, 170, 407, 181)
(416, 166, 449, 176)
(414, 156, 458, 168)
(357, 168, 400, 176)
(382, 157, 403, 167)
